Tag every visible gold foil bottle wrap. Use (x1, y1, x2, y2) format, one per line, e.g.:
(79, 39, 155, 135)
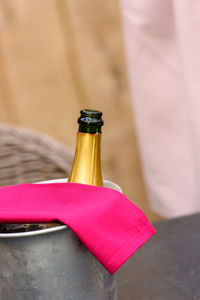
(68, 132, 103, 186)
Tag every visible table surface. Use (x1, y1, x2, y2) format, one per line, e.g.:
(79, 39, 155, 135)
(117, 213, 200, 300)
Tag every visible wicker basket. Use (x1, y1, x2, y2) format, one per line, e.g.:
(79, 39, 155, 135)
(0, 124, 73, 187)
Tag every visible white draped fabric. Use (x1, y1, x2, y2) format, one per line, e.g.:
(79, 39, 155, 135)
(120, 0, 200, 217)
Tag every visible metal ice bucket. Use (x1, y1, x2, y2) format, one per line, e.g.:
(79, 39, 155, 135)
(0, 178, 122, 300)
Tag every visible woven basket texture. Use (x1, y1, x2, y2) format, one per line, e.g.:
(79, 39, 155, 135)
(0, 124, 73, 187)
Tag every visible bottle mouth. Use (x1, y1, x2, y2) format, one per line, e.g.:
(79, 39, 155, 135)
(81, 109, 103, 116)
(79, 109, 103, 120)
(78, 109, 104, 133)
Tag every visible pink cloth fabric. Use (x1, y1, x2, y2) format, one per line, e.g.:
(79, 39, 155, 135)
(120, 0, 200, 217)
(0, 182, 155, 274)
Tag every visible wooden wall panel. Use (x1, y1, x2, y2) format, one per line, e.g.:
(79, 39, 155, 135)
(0, 0, 81, 146)
(0, 0, 161, 221)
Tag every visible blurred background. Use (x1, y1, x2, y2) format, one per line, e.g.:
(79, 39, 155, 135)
(0, 0, 161, 222)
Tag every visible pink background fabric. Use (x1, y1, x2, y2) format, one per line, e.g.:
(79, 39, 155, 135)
(0, 182, 155, 274)
(119, 0, 200, 217)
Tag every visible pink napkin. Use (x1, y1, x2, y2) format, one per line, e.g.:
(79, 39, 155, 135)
(0, 182, 156, 274)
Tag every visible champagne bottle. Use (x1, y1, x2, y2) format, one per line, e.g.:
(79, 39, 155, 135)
(0, 109, 104, 233)
(68, 109, 104, 186)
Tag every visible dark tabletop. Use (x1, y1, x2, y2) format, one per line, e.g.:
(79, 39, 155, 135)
(117, 213, 200, 300)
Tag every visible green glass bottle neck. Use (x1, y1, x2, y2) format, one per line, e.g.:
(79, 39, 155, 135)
(78, 124, 102, 134)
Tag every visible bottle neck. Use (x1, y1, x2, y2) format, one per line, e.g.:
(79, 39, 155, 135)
(68, 132, 103, 186)
(78, 124, 102, 134)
